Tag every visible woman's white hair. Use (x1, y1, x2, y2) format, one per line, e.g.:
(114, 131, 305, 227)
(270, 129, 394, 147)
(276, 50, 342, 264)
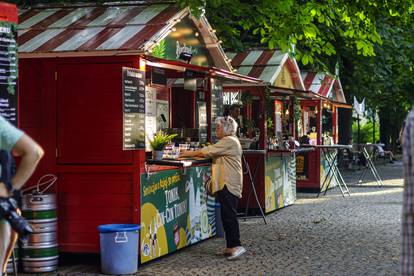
(215, 116, 238, 136)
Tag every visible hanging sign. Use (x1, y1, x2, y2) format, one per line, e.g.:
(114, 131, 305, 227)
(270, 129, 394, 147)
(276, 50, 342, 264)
(0, 20, 18, 125)
(122, 67, 146, 150)
(151, 67, 167, 86)
(184, 69, 197, 91)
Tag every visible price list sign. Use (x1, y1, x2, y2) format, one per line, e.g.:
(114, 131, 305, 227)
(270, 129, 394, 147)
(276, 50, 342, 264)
(0, 21, 18, 126)
(211, 79, 223, 143)
(122, 67, 146, 150)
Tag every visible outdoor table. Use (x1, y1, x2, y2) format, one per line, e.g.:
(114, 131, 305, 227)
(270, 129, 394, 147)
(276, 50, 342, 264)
(305, 145, 352, 197)
(355, 144, 384, 186)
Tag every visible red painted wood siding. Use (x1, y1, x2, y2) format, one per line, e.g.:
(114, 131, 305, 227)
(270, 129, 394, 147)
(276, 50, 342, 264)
(19, 56, 144, 253)
(57, 62, 132, 164)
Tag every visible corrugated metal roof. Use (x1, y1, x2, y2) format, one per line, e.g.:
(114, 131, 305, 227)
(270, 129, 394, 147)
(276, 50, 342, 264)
(18, 4, 181, 53)
(301, 71, 346, 103)
(227, 49, 305, 90)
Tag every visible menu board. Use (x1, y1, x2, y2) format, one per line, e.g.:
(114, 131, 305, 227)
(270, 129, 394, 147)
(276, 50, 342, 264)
(210, 79, 223, 143)
(122, 67, 145, 150)
(0, 21, 18, 126)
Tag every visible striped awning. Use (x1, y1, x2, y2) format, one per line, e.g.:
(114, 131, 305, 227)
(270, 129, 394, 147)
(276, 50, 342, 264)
(226, 49, 305, 90)
(18, 4, 182, 54)
(301, 71, 346, 103)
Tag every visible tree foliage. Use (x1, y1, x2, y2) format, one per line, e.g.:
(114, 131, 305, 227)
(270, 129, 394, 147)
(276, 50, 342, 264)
(180, 0, 414, 148)
(180, 0, 413, 67)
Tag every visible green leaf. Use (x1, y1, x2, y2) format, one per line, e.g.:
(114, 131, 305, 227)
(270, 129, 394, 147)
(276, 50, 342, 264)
(303, 26, 317, 38)
(302, 54, 309, 65)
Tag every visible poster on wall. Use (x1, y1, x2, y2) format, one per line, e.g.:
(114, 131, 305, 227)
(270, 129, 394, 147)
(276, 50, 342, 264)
(122, 67, 145, 150)
(211, 79, 223, 143)
(275, 101, 282, 134)
(140, 166, 216, 264)
(296, 153, 309, 180)
(156, 100, 169, 131)
(196, 102, 207, 143)
(0, 20, 18, 126)
(145, 86, 157, 151)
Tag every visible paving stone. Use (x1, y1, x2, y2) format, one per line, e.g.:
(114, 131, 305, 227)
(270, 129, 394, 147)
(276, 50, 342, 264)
(17, 162, 404, 276)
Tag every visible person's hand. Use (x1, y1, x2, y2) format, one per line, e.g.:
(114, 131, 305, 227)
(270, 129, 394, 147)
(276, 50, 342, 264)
(179, 150, 190, 158)
(0, 182, 10, 198)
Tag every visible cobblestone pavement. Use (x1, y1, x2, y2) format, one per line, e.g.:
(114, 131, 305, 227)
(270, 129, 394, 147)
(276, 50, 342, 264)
(21, 161, 404, 276)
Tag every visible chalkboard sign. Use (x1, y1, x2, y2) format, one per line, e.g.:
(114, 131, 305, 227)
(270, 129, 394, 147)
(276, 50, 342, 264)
(210, 79, 223, 143)
(0, 21, 18, 126)
(122, 67, 146, 150)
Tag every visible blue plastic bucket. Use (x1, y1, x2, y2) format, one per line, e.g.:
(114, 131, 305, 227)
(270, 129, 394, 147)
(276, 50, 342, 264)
(214, 203, 224, 238)
(97, 224, 140, 275)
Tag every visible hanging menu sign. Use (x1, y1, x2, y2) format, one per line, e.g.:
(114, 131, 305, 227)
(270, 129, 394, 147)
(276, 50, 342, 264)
(0, 21, 18, 126)
(122, 67, 145, 150)
(211, 79, 223, 143)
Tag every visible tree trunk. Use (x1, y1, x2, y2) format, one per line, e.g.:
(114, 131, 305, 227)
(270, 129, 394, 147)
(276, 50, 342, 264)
(379, 108, 391, 149)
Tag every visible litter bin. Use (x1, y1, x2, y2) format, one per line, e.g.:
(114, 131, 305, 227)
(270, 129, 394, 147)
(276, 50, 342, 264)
(97, 224, 140, 275)
(214, 202, 224, 238)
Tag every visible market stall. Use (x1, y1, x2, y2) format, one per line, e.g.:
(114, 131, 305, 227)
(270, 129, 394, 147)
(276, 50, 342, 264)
(296, 71, 350, 192)
(225, 50, 309, 213)
(17, 2, 262, 264)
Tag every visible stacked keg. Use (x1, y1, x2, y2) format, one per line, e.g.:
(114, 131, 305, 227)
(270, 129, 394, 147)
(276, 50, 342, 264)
(21, 192, 58, 273)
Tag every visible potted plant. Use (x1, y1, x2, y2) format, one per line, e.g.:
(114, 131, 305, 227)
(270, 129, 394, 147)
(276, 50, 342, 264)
(148, 130, 177, 160)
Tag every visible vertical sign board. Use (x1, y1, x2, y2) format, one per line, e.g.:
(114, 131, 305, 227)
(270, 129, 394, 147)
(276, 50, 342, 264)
(210, 79, 223, 143)
(145, 86, 157, 151)
(0, 15, 18, 126)
(122, 67, 146, 150)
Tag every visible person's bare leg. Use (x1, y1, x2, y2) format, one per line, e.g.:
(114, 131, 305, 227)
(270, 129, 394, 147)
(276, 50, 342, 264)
(0, 222, 12, 276)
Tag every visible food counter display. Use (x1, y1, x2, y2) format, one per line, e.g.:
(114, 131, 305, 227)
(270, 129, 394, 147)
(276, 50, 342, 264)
(140, 158, 216, 264)
(240, 148, 312, 214)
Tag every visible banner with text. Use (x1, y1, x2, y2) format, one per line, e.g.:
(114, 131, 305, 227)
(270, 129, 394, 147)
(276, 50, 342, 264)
(140, 166, 216, 264)
(0, 21, 18, 125)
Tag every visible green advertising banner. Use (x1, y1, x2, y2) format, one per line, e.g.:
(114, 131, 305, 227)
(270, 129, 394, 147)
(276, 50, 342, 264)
(150, 17, 213, 67)
(264, 155, 296, 213)
(319, 150, 339, 191)
(140, 165, 216, 264)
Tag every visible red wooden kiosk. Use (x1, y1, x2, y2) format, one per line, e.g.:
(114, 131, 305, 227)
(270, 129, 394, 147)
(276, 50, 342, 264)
(17, 2, 262, 263)
(296, 71, 351, 191)
(224, 50, 311, 214)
